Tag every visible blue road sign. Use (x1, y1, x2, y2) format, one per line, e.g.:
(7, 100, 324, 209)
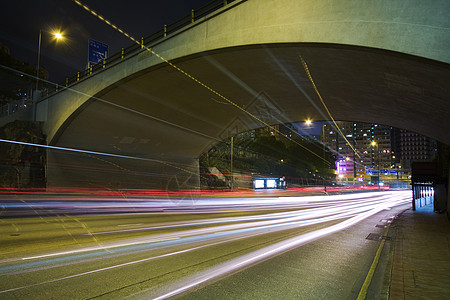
(365, 168, 399, 175)
(88, 39, 108, 64)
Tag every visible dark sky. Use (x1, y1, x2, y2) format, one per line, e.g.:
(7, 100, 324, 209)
(0, 0, 212, 83)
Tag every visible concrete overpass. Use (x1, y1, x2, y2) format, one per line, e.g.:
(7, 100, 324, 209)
(7, 0, 450, 189)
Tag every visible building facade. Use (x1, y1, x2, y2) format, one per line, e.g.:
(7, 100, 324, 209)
(321, 121, 436, 183)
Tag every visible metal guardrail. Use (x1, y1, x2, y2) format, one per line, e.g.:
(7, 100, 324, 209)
(37, 0, 237, 100)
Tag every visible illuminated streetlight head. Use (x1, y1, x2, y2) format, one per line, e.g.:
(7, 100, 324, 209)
(305, 119, 312, 125)
(54, 32, 63, 40)
(371, 141, 377, 147)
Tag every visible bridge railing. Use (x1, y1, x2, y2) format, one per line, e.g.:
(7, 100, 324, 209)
(38, 0, 238, 100)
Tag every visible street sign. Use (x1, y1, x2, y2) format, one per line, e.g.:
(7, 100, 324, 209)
(88, 39, 108, 64)
(365, 168, 399, 175)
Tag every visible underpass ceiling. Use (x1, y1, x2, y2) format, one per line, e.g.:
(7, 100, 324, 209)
(56, 44, 450, 161)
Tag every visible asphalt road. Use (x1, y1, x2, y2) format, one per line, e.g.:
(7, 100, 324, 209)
(0, 190, 411, 299)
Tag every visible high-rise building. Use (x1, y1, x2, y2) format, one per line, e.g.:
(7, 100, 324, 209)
(321, 121, 435, 182)
(399, 129, 437, 169)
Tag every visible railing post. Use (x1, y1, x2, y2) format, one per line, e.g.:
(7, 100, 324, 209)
(66, 78, 68, 87)
(77, 72, 80, 81)
(164, 25, 167, 37)
(103, 59, 106, 68)
(121, 48, 124, 59)
(56, 84, 58, 92)
(141, 37, 144, 48)
(191, 9, 194, 23)
(89, 65, 92, 75)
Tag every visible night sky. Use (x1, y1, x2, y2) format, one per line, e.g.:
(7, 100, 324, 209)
(0, 0, 212, 83)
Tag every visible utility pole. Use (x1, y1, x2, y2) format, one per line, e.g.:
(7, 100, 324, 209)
(322, 122, 327, 193)
(230, 136, 234, 190)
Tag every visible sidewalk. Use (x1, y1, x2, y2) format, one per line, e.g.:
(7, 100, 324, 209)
(389, 204, 450, 299)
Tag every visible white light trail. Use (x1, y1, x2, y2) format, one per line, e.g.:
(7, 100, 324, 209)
(150, 195, 410, 299)
(0, 191, 411, 297)
(17, 192, 398, 262)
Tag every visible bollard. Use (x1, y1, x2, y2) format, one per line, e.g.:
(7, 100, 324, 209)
(121, 48, 124, 59)
(191, 9, 194, 23)
(103, 59, 106, 68)
(164, 25, 167, 37)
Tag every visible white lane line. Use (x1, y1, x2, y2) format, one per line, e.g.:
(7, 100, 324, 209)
(0, 235, 251, 295)
(21, 237, 179, 260)
(118, 223, 143, 227)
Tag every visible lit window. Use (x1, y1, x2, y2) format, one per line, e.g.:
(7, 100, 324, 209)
(254, 180, 265, 189)
(266, 179, 277, 189)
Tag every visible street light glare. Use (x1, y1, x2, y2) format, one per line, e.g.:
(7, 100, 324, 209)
(305, 119, 312, 125)
(54, 32, 63, 40)
(371, 141, 377, 146)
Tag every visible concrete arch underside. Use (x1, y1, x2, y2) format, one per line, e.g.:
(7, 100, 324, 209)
(47, 43, 450, 189)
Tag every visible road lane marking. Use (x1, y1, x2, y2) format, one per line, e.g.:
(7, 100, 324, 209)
(356, 222, 392, 300)
(1, 236, 246, 295)
(21, 237, 180, 260)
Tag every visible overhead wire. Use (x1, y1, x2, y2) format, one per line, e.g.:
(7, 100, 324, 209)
(299, 55, 361, 159)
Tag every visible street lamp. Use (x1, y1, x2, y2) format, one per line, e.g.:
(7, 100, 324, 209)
(34, 30, 63, 121)
(36, 30, 64, 91)
(371, 141, 380, 189)
(305, 119, 312, 126)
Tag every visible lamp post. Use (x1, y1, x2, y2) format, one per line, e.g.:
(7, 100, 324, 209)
(230, 136, 233, 190)
(371, 141, 380, 189)
(320, 121, 327, 193)
(35, 30, 42, 91)
(34, 30, 63, 120)
(35, 30, 63, 90)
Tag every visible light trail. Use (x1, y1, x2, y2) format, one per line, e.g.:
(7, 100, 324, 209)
(8, 193, 399, 262)
(150, 195, 409, 299)
(0, 191, 411, 297)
